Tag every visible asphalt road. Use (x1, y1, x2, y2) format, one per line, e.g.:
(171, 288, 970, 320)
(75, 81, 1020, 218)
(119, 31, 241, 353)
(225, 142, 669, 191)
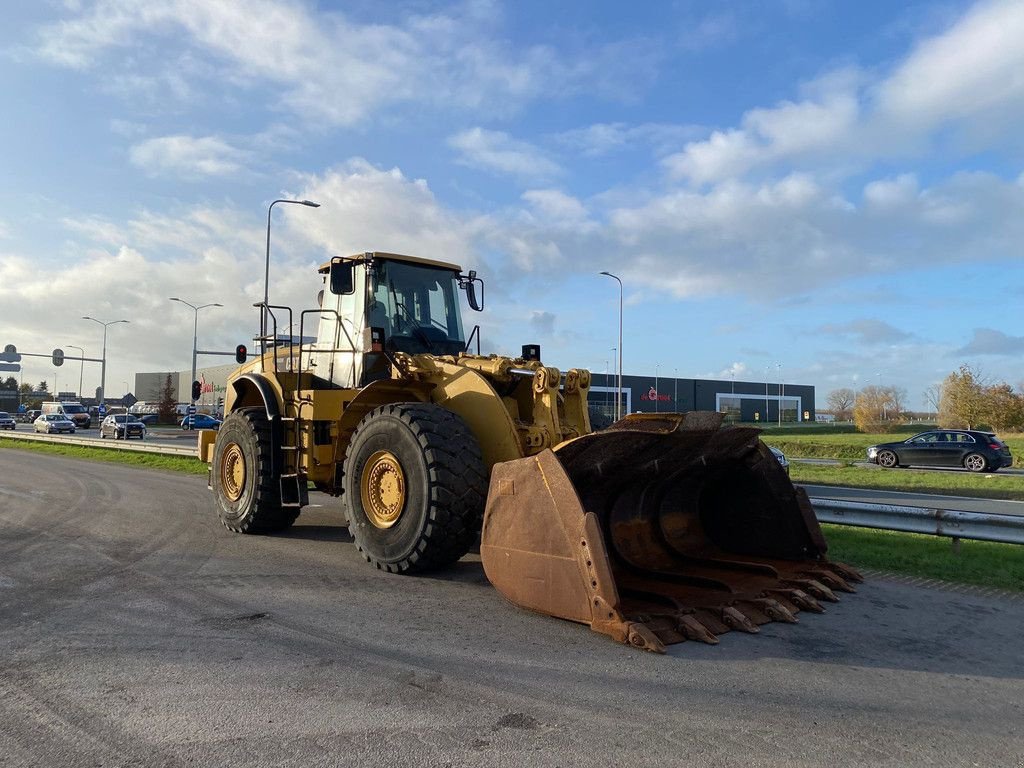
(1, 448, 1023, 767)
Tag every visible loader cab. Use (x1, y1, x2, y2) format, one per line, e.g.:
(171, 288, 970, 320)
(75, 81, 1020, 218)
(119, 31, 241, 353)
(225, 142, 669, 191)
(315, 252, 480, 389)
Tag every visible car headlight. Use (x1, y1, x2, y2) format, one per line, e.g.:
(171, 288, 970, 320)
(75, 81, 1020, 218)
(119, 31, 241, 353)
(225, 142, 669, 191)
(866, 447, 878, 458)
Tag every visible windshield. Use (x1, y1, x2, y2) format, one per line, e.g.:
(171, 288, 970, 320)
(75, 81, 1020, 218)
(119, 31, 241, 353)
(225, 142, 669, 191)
(62, 404, 87, 413)
(368, 260, 466, 355)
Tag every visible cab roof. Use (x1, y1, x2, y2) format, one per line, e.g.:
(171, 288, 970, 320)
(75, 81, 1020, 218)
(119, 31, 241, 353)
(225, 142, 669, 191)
(318, 251, 463, 274)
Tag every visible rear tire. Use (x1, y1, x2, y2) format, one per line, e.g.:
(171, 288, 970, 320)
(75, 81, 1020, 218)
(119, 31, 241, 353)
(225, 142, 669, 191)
(212, 408, 299, 533)
(343, 402, 487, 573)
(877, 450, 899, 468)
(964, 453, 988, 473)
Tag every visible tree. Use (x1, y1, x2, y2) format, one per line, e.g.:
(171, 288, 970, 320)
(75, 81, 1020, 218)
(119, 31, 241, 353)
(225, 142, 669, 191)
(158, 374, 177, 425)
(38, 381, 48, 392)
(923, 385, 942, 419)
(1, 376, 16, 390)
(980, 383, 1024, 432)
(884, 386, 908, 423)
(826, 388, 855, 421)
(853, 385, 895, 432)
(939, 366, 987, 429)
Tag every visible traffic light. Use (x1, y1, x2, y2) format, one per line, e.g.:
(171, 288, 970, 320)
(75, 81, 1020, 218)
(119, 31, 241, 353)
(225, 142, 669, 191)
(52, 348, 64, 366)
(235, 344, 247, 364)
(191, 380, 201, 401)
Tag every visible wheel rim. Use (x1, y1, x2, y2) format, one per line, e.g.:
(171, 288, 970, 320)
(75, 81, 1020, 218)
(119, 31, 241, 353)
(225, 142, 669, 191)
(360, 450, 406, 529)
(221, 442, 246, 502)
(880, 452, 896, 467)
(966, 455, 985, 471)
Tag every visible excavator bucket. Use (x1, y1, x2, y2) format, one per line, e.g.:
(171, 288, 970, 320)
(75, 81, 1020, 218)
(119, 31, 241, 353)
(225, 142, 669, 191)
(480, 412, 861, 652)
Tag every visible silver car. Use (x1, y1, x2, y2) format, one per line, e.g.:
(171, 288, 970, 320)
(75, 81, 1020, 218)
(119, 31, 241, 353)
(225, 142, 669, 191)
(34, 414, 76, 434)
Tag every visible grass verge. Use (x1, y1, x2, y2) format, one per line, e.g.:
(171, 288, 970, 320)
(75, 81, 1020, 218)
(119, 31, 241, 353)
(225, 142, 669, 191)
(790, 462, 1024, 501)
(822, 524, 1024, 593)
(0, 436, 206, 475)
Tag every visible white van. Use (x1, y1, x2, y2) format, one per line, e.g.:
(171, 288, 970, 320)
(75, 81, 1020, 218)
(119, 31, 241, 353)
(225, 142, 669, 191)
(41, 401, 92, 428)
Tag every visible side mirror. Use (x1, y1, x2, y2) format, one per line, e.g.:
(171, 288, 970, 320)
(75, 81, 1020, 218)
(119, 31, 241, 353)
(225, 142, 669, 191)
(329, 259, 355, 295)
(460, 270, 485, 311)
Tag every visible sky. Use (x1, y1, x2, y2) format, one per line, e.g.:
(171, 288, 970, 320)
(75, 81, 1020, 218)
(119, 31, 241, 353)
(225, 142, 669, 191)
(2, 0, 1024, 410)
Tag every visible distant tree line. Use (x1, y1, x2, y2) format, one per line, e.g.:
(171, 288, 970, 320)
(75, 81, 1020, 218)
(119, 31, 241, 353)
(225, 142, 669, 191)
(824, 365, 1024, 433)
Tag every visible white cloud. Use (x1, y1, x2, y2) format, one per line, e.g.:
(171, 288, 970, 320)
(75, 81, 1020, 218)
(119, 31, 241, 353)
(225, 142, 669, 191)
(33, 0, 656, 126)
(875, 0, 1024, 130)
(449, 128, 560, 181)
(129, 134, 251, 178)
(555, 122, 702, 157)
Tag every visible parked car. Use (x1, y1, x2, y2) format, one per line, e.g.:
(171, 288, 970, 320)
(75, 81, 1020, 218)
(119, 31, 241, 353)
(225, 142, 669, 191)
(768, 445, 790, 475)
(136, 414, 159, 426)
(0, 412, 16, 430)
(34, 414, 76, 434)
(867, 430, 1013, 473)
(180, 414, 222, 430)
(100, 414, 146, 440)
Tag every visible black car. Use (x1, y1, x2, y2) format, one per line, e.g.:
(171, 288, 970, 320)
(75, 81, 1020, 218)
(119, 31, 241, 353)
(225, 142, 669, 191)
(867, 430, 1013, 473)
(100, 414, 146, 440)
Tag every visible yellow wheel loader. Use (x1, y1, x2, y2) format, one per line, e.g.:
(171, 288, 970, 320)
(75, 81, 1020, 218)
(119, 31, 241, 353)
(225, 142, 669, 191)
(202, 251, 860, 652)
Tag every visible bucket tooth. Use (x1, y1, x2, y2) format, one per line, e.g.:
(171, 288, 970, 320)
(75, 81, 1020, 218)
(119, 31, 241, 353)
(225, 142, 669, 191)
(625, 622, 666, 653)
(827, 561, 864, 584)
(787, 578, 838, 602)
(721, 606, 759, 634)
(677, 615, 719, 644)
(770, 588, 823, 614)
(803, 568, 855, 593)
(751, 597, 798, 624)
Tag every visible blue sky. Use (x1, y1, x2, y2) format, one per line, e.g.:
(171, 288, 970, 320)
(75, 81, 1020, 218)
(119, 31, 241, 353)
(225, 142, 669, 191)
(2, 0, 1024, 409)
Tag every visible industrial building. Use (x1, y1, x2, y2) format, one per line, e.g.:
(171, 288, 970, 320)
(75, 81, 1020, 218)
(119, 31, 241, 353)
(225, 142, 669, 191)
(132, 365, 814, 425)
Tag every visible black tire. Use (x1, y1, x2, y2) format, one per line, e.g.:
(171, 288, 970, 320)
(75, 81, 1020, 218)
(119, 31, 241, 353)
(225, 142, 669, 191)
(343, 402, 487, 574)
(877, 450, 899, 469)
(963, 453, 988, 473)
(212, 408, 299, 533)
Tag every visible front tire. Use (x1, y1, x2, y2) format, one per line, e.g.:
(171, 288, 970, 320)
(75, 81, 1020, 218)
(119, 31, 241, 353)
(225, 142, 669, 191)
(964, 453, 988, 473)
(877, 450, 899, 468)
(212, 408, 299, 533)
(343, 402, 487, 574)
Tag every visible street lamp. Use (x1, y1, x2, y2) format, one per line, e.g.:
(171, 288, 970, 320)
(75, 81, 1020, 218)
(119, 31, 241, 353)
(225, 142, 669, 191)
(765, 365, 771, 424)
(82, 317, 129, 406)
(674, 367, 678, 411)
(654, 364, 660, 413)
(777, 362, 783, 426)
(66, 344, 84, 398)
(264, 198, 320, 344)
(876, 372, 885, 420)
(599, 272, 623, 420)
(170, 298, 223, 429)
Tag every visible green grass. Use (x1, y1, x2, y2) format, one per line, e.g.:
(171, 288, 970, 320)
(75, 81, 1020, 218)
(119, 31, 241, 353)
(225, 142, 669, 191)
(0, 436, 207, 475)
(790, 462, 1024, 501)
(822, 524, 1024, 592)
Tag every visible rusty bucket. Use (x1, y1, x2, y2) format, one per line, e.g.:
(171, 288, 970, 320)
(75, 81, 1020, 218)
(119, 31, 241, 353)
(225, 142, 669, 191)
(480, 412, 861, 652)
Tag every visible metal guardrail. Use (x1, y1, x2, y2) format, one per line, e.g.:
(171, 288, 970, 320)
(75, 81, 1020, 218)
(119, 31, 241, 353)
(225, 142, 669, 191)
(0, 430, 198, 457)
(811, 498, 1024, 545)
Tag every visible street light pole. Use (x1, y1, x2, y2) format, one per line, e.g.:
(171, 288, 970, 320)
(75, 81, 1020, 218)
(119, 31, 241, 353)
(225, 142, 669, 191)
(777, 362, 783, 426)
(66, 344, 84, 398)
(264, 198, 320, 345)
(82, 317, 129, 407)
(654, 364, 660, 413)
(674, 367, 678, 411)
(599, 272, 623, 420)
(170, 298, 223, 430)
